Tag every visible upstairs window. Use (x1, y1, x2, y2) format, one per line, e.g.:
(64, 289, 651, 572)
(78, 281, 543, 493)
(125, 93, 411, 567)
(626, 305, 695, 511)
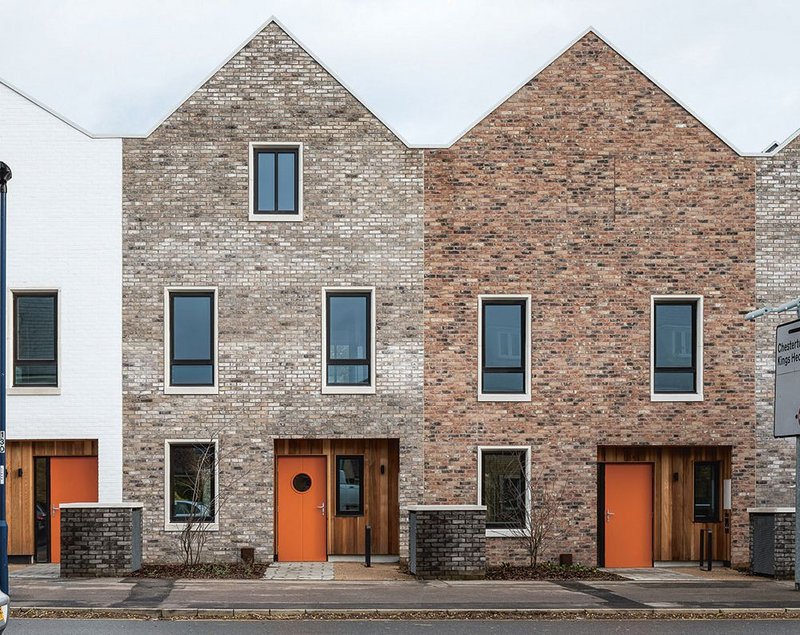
(323, 288, 375, 394)
(166, 289, 217, 394)
(693, 461, 720, 522)
(250, 143, 302, 221)
(652, 296, 703, 400)
(13, 292, 58, 387)
(479, 296, 531, 401)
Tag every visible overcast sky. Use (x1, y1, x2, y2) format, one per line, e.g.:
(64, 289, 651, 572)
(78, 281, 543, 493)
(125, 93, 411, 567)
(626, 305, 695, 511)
(0, 0, 798, 151)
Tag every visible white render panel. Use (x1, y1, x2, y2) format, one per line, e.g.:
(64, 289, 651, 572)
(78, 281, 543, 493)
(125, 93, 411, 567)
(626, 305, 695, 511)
(0, 81, 122, 502)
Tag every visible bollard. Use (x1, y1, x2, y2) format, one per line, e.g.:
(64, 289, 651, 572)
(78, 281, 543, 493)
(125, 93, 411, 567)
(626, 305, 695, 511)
(365, 525, 372, 568)
(699, 528, 705, 569)
(706, 530, 713, 572)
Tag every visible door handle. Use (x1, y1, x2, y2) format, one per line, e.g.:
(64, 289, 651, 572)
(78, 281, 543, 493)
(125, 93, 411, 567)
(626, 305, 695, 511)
(606, 510, 615, 522)
(316, 502, 326, 517)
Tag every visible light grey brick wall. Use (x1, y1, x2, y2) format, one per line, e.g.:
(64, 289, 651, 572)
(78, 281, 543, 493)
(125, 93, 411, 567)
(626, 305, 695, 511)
(122, 22, 424, 562)
(755, 140, 800, 506)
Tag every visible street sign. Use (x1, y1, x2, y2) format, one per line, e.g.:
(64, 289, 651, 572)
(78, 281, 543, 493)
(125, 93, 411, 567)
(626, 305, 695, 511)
(775, 318, 800, 437)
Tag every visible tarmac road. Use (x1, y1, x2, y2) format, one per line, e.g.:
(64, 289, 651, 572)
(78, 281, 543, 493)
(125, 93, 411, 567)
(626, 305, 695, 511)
(8, 620, 800, 634)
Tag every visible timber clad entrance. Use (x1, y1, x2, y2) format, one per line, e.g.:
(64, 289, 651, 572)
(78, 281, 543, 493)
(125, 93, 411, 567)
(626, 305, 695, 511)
(275, 439, 400, 560)
(276, 456, 327, 561)
(603, 463, 653, 567)
(598, 446, 732, 566)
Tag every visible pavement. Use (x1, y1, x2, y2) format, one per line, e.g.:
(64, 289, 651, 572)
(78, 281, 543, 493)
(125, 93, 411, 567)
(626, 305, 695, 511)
(6, 563, 800, 617)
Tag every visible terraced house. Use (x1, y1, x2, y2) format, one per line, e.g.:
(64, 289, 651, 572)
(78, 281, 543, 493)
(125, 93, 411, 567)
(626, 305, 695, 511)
(423, 30, 756, 568)
(121, 19, 424, 563)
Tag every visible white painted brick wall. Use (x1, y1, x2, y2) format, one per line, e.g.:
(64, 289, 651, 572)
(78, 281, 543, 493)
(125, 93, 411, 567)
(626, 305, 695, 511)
(0, 81, 122, 502)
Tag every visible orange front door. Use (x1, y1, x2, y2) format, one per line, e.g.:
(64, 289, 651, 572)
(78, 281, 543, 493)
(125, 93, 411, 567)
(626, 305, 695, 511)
(604, 463, 653, 568)
(49, 457, 99, 563)
(276, 456, 327, 561)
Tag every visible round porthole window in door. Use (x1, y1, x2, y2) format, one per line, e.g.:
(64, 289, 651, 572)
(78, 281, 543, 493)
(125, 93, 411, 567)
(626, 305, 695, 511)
(292, 473, 312, 493)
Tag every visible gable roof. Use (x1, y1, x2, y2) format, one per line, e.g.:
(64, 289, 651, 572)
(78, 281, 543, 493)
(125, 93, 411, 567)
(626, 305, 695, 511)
(430, 26, 763, 157)
(127, 15, 416, 146)
(762, 126, 800, 156)
(0, 75, 116, 139)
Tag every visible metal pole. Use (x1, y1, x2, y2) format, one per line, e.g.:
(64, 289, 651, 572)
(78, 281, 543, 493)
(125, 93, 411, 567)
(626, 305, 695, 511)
(365, 525, 371, 568)
(0, 161, 11, 596)
(796, 436, 800, 591)
(706, 530, 713, 572)
(699, 528, 705, 569)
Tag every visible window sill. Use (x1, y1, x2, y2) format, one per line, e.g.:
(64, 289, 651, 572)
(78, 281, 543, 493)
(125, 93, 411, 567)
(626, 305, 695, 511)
(164, 522, 219, 533)
(650, 392, 703, 402)
(478, 393, 531, 402)
(8, 386, 61, 396)
(165, 385, 219, 396)
(249, 212, 303, 222)
(322, 385, 376, 395)
(486, 528, 531, 538)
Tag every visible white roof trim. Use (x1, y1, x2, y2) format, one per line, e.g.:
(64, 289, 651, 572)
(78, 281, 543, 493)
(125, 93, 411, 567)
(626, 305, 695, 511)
(0, 76, 119, 140)
(125, 15, 417, 147)
(761, 126, 800, 156)
(432, 25, 762, 157)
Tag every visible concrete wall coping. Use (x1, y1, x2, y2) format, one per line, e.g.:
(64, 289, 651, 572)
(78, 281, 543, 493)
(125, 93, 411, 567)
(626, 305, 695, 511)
(60, 502, 143, 509)
(747, 507, 795, 514)
(407, 505, 487, 512)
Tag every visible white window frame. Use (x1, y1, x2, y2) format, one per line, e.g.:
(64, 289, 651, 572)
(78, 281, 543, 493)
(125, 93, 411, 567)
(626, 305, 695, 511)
(321, 287, 376, 395)
(478, 294, 532, 402)
(164, 287, 219, 395)
(650, 294, 703, 402)
(248, 141, 304, 222)
(477, 445, 531, 538)
(164, 439, 220, 532)
(7, 288, 61, 396)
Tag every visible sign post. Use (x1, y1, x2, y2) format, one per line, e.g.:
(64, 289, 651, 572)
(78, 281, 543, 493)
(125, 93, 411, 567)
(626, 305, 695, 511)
(773, 318, 800, 590)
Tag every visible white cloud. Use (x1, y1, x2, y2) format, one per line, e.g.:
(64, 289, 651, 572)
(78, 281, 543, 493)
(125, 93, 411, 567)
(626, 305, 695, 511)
(0, 0, 797, 151)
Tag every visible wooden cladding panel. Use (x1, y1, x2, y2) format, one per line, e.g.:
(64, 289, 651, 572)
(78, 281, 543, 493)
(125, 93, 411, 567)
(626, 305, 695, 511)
(274, 439, 400, 555)
(7, 440, 98, 557)
(598, 446, 731, 562)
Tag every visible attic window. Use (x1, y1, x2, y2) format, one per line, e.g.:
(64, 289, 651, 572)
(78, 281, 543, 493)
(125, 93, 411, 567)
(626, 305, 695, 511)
(249, 142, 303, 221)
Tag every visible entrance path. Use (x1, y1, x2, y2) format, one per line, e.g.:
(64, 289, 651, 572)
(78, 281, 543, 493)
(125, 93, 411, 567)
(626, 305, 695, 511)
(262, 562, 334, 581)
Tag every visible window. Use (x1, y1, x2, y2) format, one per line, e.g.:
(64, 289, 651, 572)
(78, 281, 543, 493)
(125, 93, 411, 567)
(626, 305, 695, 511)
(322, 288, 375, 394)
(651, 296, 703, 401)
(478, 296, 531, 401)
(478, 447, 530, 536)
(165, 288, 218, 394)
(166, 441, 217, 528)
(249, 142, 303, 221)
(13, 291, 58, 388)
(694, 461, 720, 522)
(336, 455, 364, 516)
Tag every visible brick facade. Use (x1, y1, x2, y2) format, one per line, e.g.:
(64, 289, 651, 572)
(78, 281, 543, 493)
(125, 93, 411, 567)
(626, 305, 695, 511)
(122, 21, 423, 562)
(408, 506, 486, 579)
(60, 504, 142, 577)
(755, 137, 800, 507)
(423, 32, 756, 567)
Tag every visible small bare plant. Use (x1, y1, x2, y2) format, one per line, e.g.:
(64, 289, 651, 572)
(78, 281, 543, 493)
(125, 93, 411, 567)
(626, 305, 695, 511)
(484, 452, 563, 568)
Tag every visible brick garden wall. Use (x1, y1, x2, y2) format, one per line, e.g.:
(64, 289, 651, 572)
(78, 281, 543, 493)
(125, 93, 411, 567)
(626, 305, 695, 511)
(755, 139, 800, 507)
(423, 32, 756, 567)
(60, 504, 142, 577)
(408, 506, 486, 579)
(122, 22, 424, 562)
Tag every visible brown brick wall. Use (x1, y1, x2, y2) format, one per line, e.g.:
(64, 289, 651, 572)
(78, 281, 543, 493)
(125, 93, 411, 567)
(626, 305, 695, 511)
(423, 33, 756, 567)
(122, 22, 424, 562)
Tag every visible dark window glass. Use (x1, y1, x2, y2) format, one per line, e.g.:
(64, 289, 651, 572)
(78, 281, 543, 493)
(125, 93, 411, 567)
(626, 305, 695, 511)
(482, 300, 526, 394)
(326, 292, 371, 386)
(34, 457, 49, 562)
(293, 473, 312, 493)
(254, 148, 298, 214)
(336, 456, 364, 516)
(654, 301, 697, 393)
(169, 443, 215, 523)
(694, 461, 720, 522)
(170, 292, 214, 386)
(481, 450, 527, 529)
(14, 293, 58, 386)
